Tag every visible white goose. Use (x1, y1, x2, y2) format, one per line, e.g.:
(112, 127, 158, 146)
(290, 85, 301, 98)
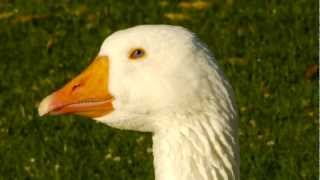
(38, 25, 239, 180)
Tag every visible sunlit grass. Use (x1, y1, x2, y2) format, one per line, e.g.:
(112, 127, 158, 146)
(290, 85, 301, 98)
(0, 0, 318, 179)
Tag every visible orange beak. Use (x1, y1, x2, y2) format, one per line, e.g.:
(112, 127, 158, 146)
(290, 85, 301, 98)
(38, 56, 114, 118)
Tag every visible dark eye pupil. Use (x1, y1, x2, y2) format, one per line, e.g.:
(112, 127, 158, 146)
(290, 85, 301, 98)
(135, 50, 142, 56)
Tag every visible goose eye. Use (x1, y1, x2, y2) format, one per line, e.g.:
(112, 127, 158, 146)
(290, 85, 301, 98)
(129, 48, 145, 60)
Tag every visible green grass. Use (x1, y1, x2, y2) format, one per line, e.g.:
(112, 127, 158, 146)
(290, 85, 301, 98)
(0, 0, 318, 179)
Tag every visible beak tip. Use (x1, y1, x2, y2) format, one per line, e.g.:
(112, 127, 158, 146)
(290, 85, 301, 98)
(38, 109, 46, 117)
(38, 95, 53, 117)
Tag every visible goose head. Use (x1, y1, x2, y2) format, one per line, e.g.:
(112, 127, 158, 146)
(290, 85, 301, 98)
(39, 25, 233, 132)
(38, 25, 239, 179)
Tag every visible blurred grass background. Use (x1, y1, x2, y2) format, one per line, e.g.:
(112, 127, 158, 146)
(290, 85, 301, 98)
(0, 0, 318, 179)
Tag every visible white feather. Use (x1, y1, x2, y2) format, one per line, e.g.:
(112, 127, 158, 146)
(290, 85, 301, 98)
(94, 25, 239, 180)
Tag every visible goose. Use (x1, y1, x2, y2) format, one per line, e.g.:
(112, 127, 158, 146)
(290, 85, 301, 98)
(38, 25, 239, 180)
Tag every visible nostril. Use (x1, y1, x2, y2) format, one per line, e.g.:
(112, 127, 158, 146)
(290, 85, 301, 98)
(71, 83, 82, 92)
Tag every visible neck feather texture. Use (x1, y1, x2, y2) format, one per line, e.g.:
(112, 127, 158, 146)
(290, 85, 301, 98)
(152, 103, 239, 180)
